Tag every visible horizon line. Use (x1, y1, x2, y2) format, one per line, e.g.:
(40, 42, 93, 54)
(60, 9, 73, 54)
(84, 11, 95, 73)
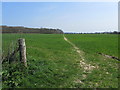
(1, 25, 118, 33)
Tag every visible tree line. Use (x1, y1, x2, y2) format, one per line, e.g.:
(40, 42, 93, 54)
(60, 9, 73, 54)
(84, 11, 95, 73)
(1, 25, 63, 34)
(65, 31, 120, 34)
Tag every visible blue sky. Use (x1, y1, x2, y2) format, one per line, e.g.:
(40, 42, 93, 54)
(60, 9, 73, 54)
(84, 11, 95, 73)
(2, 2, 118, 33)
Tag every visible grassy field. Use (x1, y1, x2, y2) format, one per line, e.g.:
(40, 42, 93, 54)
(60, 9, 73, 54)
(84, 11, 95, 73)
(65, 34, 118, 57)
(2, 34, 119, 88)
(65, 34, 119, 88)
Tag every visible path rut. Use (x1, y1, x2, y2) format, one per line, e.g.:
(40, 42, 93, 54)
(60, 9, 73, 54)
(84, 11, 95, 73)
(63, 35, 97, 84)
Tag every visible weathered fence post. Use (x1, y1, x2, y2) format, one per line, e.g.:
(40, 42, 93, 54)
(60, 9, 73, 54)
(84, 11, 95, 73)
(18, 38, 27, 67)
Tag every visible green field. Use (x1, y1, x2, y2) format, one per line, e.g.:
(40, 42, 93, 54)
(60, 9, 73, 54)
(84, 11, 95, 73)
(2, 34, 119, 88)
(65, 34, 118, 57)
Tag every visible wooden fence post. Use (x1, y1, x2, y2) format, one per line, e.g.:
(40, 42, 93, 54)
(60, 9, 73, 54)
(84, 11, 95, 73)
(18, 38, 27, 67)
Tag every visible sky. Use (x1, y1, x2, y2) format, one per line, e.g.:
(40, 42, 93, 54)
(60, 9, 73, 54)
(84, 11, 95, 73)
(2, 2, 118, 33)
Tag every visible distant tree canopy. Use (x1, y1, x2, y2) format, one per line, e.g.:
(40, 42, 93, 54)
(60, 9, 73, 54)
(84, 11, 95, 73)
(1, 26, 64, 34)
(64, 31, 120, 34)
(1, 25, 119, 34)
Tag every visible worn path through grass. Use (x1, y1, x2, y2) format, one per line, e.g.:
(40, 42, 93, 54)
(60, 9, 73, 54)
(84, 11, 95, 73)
(63, 34, 97, 83)
(65, 34, 119, 88)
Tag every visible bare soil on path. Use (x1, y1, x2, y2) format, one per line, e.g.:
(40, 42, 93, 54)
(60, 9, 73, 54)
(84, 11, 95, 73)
(63, 35, 98, 84)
